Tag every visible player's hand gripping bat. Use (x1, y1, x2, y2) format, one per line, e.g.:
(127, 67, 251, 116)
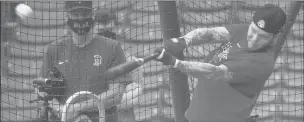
(102, 53, 160, 81)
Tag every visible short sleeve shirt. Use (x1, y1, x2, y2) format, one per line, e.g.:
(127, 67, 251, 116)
(185, 24, 277, 122)
(206, 24, 276, 98)
(39, 35, 132, 104)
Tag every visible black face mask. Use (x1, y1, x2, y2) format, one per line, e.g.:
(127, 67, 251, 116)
(67, 18, 94, 35)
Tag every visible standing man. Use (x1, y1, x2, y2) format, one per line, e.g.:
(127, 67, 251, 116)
(37, 1, 132, 122)
(153, 4, 286, 122)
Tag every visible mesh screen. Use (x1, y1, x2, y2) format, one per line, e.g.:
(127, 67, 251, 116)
(1, 1, 303, 122)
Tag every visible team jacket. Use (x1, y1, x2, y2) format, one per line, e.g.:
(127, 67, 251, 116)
(185, 24, 276, 122)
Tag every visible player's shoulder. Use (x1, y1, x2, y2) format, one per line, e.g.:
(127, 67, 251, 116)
(46, 36, 70, 52)
(49, 36, 70, 47)
(94, 34, 121, 47)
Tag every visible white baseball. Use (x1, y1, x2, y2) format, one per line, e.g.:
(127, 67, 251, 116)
(15, 3, 33, 19)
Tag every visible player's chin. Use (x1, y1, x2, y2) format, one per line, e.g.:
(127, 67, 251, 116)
(248, 43, 262, 51)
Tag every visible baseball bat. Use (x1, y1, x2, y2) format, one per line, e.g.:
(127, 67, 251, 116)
(102, 53, 160, 81)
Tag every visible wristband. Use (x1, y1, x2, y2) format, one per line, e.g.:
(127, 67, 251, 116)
(173, 59, 180, 68)
(156, 48, 166, 59)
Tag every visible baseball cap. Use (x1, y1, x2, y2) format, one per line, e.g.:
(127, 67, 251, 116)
(65, 1, 93, 11)
(253, 4, 286, 34)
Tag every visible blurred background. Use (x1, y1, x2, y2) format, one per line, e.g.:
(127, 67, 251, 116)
(1, 1, 303, 122)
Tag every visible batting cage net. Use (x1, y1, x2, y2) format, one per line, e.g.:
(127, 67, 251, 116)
(1, 1, 303, 122)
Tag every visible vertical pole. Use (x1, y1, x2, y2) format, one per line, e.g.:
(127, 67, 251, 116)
(1, 1, 8, 76)
(230, 1, 240, 24)
(1, 1, 3, 74)
(158, 1, 190, 122)
(274, 1, 302, 59)
(273, 2, 302, 119)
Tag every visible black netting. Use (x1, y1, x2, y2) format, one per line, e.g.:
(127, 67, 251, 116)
(1, 1, 303, 122)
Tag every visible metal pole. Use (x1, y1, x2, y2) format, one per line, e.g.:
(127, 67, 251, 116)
(230, 1, 240, 24)
(158, 1, 190, 122)
(274, 1, 302, 59)
(1, 1, 8, 76)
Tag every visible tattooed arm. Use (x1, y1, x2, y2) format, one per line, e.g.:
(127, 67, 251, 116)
(181, 27, 230, 46)
(175, 60, 231, 81)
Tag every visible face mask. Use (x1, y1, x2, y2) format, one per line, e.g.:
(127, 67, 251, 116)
(67, 18, 94, 35)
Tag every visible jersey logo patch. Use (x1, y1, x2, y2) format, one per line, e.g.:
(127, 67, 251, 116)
(93, 55, 103, 66)
(217, 41, 232, 62)
(206, 41, 232, 66)
(218, 49, 229, 61)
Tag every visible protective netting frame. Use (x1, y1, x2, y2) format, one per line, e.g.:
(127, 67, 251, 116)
(1, 1, 303, 122)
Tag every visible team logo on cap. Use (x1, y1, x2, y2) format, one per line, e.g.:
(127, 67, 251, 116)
(257, 20, 265, 28)
(93, 55, 103, 66)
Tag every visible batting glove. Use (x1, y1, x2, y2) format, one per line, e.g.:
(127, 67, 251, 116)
(154, 47, 178, 67)
(163, 37, 187, 54)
